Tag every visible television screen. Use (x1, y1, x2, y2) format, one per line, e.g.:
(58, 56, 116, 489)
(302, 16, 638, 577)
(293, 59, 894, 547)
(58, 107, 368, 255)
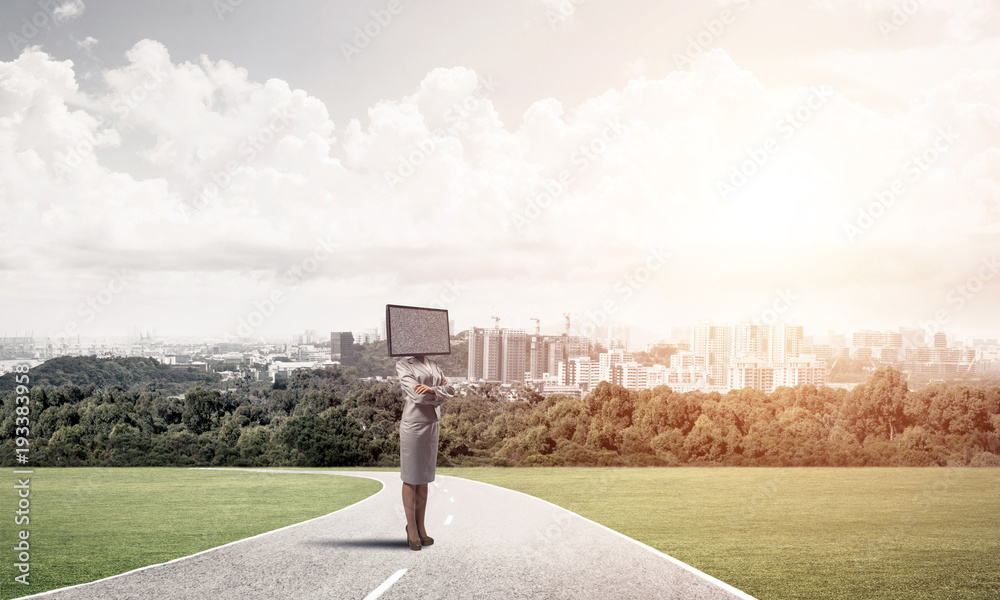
(385, 304, 451, 357)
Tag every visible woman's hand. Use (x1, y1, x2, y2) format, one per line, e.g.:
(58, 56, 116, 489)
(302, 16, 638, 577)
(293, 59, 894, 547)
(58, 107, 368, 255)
(415, 384, 432, 394)
(440, 378, 448, 385)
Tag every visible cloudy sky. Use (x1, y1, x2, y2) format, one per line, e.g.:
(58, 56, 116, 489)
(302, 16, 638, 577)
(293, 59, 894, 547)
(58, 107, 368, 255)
(1, 0, 998, 345)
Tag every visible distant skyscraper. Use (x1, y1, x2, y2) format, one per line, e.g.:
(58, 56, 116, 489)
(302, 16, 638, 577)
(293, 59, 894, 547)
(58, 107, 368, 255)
(599, 324, 631, 351)
(468, 327, 502, 381)
(934, 331, 948, 349)
(770, 323, 803, 364)
(528, 334, 546, 380)
(728, 355, 825, 393)
(500, 329, 527, 384)
(526, 334, 589, 381)
(559, 356, 599, 388)
(354, 328, 380, 344)
(670, 326, 692, 345)
(599, 349, 633, 383)
(331, 331, 354, 365)
(733, 323, 769, 361)
(692, 324, 733, 386)
(468, 327, 530, 383)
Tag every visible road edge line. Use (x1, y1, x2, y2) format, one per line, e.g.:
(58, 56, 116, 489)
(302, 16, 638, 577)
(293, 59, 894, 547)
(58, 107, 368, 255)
(14, 468, 386, 599)
(440, 474, 759, 600)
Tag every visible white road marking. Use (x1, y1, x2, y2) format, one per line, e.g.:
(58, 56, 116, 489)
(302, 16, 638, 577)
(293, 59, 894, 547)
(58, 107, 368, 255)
(363, 569, 407, 600)
(450, 497, 455, 502)
(444, 515, 454, 525)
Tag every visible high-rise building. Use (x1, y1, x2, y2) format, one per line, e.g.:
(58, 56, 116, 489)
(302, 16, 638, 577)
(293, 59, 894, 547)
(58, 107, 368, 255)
(852, 329, 903, 349)
(934, 332, 948, 349)
(728, 355, 825, 393)
(528, 334, 546, 381)
(670, 351, 706, 370)
(468, 327, 501, 381)
(468, 327, 528, 383)
(770, 323, 803, 364)
(354, 328, 380, 344)
(296, 329, 319, 344)
(597, 324, 631, 351)
(558, 356, 600, 388)
(732, 322, 802, 365)
(331, 331, 354, 365)
(733, 323, 769, 361)
(500, 329, 527, 384)
(599, 349, 633, 383)
(611, 361, 648, 389)
(692, 324, 732, 386)
(524, 334, 591, 382)
(780, 356, 826, 388)
(728, 357, 775, 392)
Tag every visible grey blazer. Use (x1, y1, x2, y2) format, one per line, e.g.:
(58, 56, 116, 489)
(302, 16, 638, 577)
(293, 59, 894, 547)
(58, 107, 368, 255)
(396, 356, 457, 423)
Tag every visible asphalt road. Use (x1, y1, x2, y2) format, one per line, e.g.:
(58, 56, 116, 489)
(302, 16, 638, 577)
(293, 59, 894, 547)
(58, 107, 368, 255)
(22, 469, 758, 600)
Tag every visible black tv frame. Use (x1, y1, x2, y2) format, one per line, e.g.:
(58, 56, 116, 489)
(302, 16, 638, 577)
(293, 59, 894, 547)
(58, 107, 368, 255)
(385, 303, 452, 357)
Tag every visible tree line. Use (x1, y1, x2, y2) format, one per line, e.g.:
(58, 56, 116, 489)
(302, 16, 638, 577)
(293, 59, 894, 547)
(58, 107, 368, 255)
(2, 359, 998, 468)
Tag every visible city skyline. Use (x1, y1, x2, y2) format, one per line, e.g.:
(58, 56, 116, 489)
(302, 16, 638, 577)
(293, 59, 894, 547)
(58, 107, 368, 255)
(3, 1, 999, 342)
(8, 316, 998, 349)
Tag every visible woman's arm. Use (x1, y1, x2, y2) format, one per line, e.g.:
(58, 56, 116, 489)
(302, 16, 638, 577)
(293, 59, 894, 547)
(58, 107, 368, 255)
(396, 360, 444, 405)
(431, 370, 457, 402)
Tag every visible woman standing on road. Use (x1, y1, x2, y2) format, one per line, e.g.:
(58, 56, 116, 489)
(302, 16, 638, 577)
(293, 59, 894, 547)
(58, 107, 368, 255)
(396, 354, 456, 551)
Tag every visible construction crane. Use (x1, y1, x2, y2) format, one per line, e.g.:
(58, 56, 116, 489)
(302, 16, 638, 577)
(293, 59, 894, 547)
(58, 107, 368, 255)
(530, 317, 540, 335)
(491, 315, 500, 329)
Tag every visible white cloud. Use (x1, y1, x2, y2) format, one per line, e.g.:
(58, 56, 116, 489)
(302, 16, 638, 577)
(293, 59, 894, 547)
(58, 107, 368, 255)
(810, 38, 1000, 105)
(53, 0, 86, 24)
(77, 36, 98, 50)
(1, 40, 998, 337)
(810, 0, 998, 43)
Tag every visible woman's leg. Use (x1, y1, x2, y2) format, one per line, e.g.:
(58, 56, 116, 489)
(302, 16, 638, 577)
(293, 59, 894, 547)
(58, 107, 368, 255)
(415, 483, 429, 538)
(402, 483, 419, 542)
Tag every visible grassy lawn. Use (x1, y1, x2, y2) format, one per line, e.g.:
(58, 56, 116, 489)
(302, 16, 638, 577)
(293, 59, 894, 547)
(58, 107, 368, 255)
(437, 467, 1000, 600)
(0, 468, 382, 599)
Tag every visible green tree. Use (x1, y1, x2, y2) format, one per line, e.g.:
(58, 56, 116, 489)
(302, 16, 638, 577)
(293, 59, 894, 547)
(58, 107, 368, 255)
(182, 387, 226, 435)
(839, 367, 909, 443)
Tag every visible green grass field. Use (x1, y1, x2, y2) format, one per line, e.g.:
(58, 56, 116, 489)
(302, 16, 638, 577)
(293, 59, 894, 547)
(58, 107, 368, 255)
(0, 468, 381, 599)
(2, 467, 997, 600)
(438, 467, 1000, 600)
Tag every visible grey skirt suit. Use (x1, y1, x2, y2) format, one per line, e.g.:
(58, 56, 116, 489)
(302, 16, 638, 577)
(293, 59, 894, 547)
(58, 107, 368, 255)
(396, 356, 456, 484)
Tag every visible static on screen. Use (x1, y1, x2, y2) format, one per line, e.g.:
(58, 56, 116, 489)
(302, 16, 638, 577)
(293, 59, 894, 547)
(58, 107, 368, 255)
(385, 304, 451, 357)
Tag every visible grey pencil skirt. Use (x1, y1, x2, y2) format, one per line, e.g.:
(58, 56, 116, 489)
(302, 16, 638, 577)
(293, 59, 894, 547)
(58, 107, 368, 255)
(399, 420, 439, 484)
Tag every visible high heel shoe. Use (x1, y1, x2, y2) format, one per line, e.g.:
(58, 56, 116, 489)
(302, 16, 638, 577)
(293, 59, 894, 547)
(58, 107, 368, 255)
(419, 532, 434, 546)
(405, 525, 421, 551)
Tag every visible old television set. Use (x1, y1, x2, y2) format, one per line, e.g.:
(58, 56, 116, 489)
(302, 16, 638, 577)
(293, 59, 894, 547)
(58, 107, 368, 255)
(385, 304, 452, 357)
